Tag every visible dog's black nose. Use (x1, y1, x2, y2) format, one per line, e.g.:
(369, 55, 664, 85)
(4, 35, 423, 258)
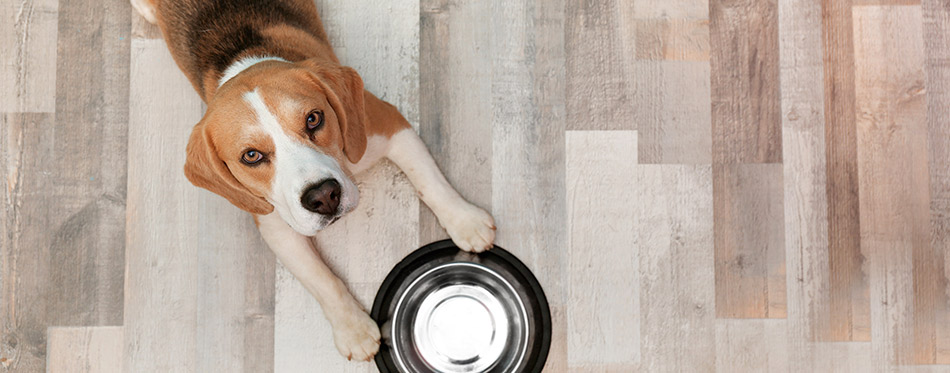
(301, 179, 342, 216)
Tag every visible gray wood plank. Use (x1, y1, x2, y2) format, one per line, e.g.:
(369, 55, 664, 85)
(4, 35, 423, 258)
(633, 61, 712, 164)
(923, 0, 950, 364)
(1, 113, 54, 372)
(637, 165, 715, 371)
(0, 0, 58, 112)
(565, 0, 635, 131)
(419, 0, 493, 244)
(48, 0, 130, 329)
(565, 130, 639, 368)
(46, 326, 123, 373)
(123, 38, 204, 371)
(488, 0, 567, 370)
(778, 0, 833, 365)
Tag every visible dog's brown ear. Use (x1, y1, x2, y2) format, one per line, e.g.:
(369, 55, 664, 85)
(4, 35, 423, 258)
(303, 61, 367, 164)
(184, 121, 274, 215)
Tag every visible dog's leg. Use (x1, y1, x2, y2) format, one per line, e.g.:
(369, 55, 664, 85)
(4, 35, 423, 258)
(130, 0, 158, 24)
(387, 129, 496, 252)
(256, 213, 380, 361)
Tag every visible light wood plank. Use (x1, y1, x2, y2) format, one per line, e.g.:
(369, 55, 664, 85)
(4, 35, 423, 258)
(710, 0, 782, 163)
(274, 1, 419, 369)
(633, 0, 709, 19)
(566, 130, 639, 368)
(0, 0, 58, 112)
(714, 164, 786, 318)
(488, 0, 567, 370)
(633, 61, 712, 164)
(779, 0, 835, 365)
(565, 0, 635, 131)
(813, 342, 874, 372)
(46, 326, 122, 373)
(419, 0, 493, 243)
(853, 5, 932, 366)
(715, 319, 789, 372)
(637, 165, 715, 371)
(822, 0, 872, 342)
(922, 0, 950, 364)
(124, 38, 204, 372)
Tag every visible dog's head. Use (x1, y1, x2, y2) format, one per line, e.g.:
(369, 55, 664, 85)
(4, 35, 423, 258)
(184, 59, 366, 236)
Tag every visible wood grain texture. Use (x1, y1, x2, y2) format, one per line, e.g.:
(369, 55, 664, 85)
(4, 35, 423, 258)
(123, 38, 198, 371)
(714, 164, 786, 319)
(822, 0, 872, 342)
(0, 0, 57, 113)
(566, 130, 638, 368)
(634, 61, 712, 164)
(47, 0, 130, 329)
(419, 0, 493, 244)
(923, 0, 950, 364)
(637, 165, 715, 371)
(715, 320, 789, 372)
(710, 0, 782, 164)
(274, 1, 419, 369)
(1, 113, 55, 372)
(46, 326, 122, 373)
(635, 19, 710, 61)
(779, 0, 833, 355)
(853, 5, 932, 366)
(565, 0, 635, 131)
(488, 0, 568, 370)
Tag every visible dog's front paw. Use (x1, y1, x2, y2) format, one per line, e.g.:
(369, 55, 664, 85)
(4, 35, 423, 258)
(442, 202, 496, 253)
(331, 309, 381, 362)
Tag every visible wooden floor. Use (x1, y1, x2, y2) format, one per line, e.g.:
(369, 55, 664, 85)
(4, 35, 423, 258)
(2, 0, 949, 371)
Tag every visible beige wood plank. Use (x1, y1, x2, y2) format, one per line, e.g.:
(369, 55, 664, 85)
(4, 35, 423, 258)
(635, 19, 710, 61)
(488, 0, 567, 370)
(124, 38, 204, 371)
(710, 0, 783, 164)
(922, 0, 950, 364)
(822, 0, 872, 342)
(714, 164, 787, 318)
(637, 165, 716, 371)
(813, 342, 874, 372)
(419, 0, 493, 243)
(0, 0, 57, 112)
(633, 0, 709, 19)
(715, 319, 789, 372)
(633, 61, 712, 164)
(565, 0, 635, 131)
(566, 130, 639, 368)
(853, 5, 933, 366)
(47, 326, 122, 373)
(779, 0, 835, 363)
(274, 1, 419, 369)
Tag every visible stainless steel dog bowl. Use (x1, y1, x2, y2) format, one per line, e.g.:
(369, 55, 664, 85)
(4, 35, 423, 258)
(371, 240, 551, 373)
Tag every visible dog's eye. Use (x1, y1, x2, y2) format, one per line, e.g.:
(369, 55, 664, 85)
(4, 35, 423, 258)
(241, 149, 265, 165)
(306, 110, 324, 131)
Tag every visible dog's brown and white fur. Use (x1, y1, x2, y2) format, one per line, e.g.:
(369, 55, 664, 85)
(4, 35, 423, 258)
(131, 0, 496, 361)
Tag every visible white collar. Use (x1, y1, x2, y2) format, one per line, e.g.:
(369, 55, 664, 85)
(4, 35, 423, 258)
(218, 56, 289, 87)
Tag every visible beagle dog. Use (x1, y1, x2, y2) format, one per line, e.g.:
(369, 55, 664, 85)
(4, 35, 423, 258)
(131, 0, 496, 361)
